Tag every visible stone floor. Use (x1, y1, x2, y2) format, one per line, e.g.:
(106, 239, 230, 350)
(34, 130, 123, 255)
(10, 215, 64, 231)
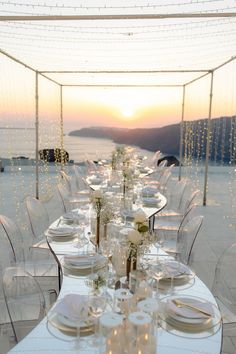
(174, 166, 236, 354)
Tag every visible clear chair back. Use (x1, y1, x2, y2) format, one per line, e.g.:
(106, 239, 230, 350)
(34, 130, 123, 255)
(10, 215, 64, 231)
(212, 243, 236, 316)
(25, 196, 49, 240)
(177, 215, 203, 265)
(2, 266, 46, 343)
(0, 215, 25, 263)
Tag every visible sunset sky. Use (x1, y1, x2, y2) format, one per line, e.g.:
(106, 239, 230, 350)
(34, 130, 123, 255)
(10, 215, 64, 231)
(0, 1, 236, 132)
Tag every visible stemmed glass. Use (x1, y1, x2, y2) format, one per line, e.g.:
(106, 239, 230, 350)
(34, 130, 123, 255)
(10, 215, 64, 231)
(73, 211, 90, 249)
(153, 230, 166, 252)
(88, 295, 107, 345)
(146, 261, 166, 299)
(75, 304, 91, 350)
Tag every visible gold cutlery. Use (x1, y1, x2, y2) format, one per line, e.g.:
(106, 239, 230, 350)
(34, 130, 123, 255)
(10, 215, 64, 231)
(172, 299, 212, 317)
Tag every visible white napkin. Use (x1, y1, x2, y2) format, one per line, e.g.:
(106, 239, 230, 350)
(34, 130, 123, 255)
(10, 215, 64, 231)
(89, 175, 102, 184)
(48, 226, 75, 236)
(63, 253, 101, 267)
(139, 167, 150, 174)
(62, 212, 74, 221)
(142, 186, 157, 197)
(164, 262, 191, 278)
(142, 197, 161, 206)
(53, 294, 88, 322)
(167, 297, 214, 320)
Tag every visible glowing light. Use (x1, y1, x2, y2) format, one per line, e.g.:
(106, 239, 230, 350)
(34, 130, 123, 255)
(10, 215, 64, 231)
(121, 107, 134, 119)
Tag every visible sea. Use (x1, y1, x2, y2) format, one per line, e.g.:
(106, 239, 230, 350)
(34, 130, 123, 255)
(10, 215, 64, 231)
(0, 127, 153, 163)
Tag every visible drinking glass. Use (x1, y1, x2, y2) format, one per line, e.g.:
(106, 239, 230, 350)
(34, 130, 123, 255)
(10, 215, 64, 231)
(88, 295, 107, 345)
(146, 261, 166, 298)
(75, 303, 91, 350)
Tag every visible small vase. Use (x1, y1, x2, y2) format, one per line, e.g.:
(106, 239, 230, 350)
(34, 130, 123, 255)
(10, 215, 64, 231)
(126, 258, 132, 281)
(126, 256, 137, 282)
(103, 223, 108, 239)
(96, 215, 100, 247)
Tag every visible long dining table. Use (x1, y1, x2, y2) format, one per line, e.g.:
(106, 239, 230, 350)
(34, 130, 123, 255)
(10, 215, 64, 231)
(7, 192, 222, 354)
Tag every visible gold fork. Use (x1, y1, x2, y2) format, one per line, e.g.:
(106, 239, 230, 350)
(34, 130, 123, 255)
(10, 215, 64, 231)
(172, 299, 212, 317)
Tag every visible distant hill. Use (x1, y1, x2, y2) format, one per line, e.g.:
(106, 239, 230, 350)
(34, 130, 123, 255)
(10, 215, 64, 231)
(69, 124, 180, 155)
(69, 116, 236, 162)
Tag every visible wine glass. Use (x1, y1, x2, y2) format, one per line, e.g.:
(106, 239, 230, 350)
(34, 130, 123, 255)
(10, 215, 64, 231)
(74, 212, 90, 249)
(146, 261, 166, 299)
(75, 302, 91, 350)
(88, 295, 107, 345)
(153, 230, 166, 251)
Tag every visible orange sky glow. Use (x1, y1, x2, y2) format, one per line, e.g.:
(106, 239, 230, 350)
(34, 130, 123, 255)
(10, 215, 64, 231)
(0, 62, 235, 133)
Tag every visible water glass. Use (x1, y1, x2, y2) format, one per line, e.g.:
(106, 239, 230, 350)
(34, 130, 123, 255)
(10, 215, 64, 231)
(88, 295, 107, 345)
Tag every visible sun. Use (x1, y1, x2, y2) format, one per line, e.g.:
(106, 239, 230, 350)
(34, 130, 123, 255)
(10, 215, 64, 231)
(120, 107, 135, 120)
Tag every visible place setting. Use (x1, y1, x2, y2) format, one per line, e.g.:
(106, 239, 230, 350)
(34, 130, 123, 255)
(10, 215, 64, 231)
(47, 293, 94, 338)
(44, 224, 78, 242)
(158, 294, 222, 338)
(157, 260, 195, 292)
(62, 251, 108, 277)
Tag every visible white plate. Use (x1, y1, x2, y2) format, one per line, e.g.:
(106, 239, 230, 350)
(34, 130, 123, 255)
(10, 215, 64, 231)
(142, 197, 161, 206)
(45, 228, 77, 238)
(63, 254, 105, 268)
(165, 296, 215, 326)
(57, 313, 93, 330)
(62, 256, 107, 275)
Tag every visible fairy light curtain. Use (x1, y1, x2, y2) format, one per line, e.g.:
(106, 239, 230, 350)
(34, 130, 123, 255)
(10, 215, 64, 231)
(182, 74, 211, 192)
(210, 60, 236, 225)
(0, 53, 36, 222)
(37, 74, 61, 201)
(0, 51, 62, 224)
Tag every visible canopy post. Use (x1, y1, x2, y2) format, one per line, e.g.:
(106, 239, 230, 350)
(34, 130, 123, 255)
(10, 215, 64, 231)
(35, 71, 39, 199)
(60, 85, 65, 171)
(203, 71, 214, 206)
(179, 85, 186, 181)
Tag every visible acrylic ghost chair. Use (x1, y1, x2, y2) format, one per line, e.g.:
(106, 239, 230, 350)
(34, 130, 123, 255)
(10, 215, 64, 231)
(0, 222, 17, 352)
(25, 197, 62, 290)
(2, 266, 47, 344)
(73, 164, 92, 192)
(25, 196, 50, 246)
(158, 188, 200, 219)
(154, 203, 197, 241)
(212, 243, 236, 353)
(60, 170, 73, 194)
(0, 266, 15, 354)
(0, 214, 59, 296)
(163, 178, 189, 214)
(159, 215, 204, 266)
(57, 182, 90, 214)
(62, 168, 91, 198)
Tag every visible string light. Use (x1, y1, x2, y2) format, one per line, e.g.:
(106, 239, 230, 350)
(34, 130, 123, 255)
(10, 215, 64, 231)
(0, 0, 228, 11)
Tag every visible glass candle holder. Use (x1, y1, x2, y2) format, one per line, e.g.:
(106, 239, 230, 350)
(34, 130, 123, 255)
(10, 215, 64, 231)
(113, 289, 133, 316)
(99, 312, 124, 354)
(137, 298, 159, 328)
(126, 311, 156, 354)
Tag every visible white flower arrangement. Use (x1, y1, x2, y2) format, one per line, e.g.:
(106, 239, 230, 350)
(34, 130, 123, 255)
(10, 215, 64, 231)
(134, 210, 149, 233)
(91, 189, 106, 216)
(127, 210, 150, 261)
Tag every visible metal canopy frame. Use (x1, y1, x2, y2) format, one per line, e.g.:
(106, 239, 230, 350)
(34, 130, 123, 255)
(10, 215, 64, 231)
(0, 11, 236, 204)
